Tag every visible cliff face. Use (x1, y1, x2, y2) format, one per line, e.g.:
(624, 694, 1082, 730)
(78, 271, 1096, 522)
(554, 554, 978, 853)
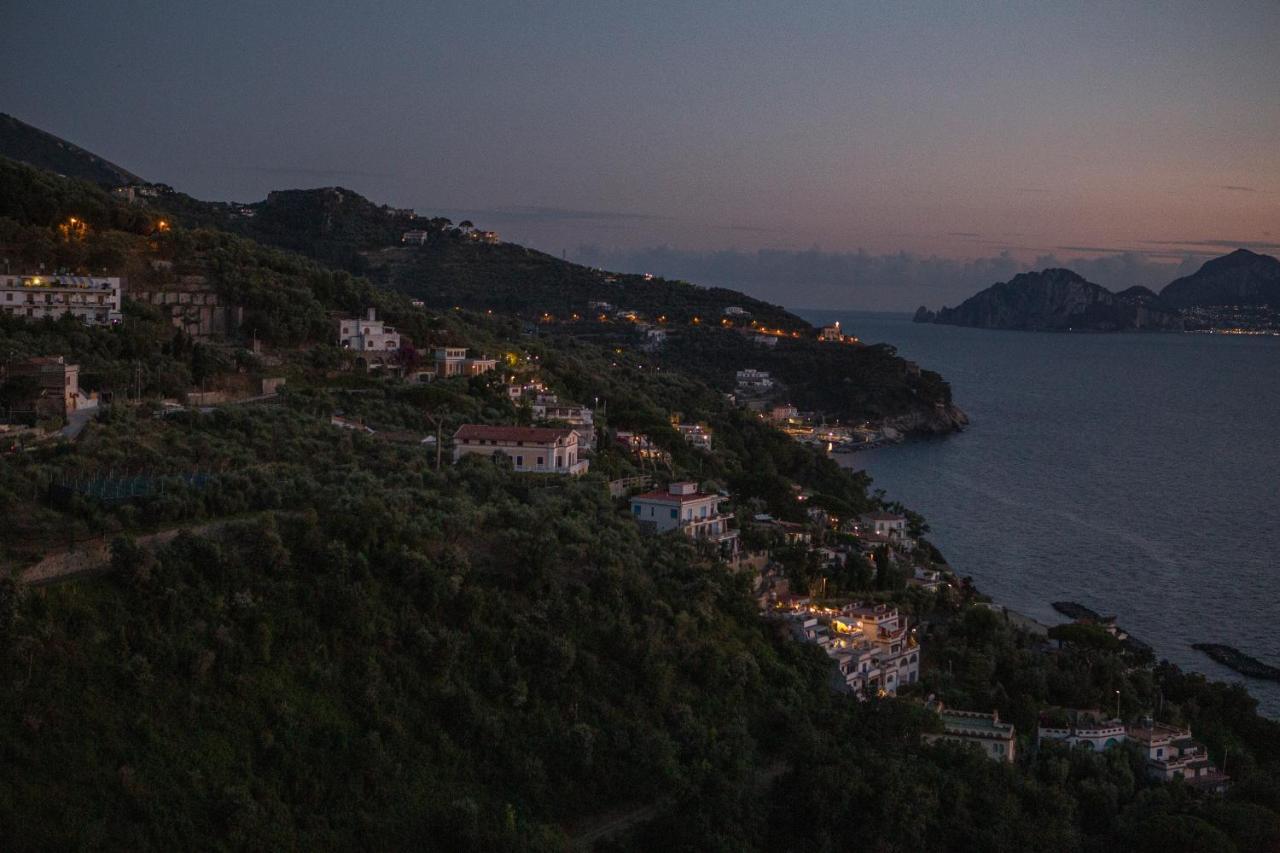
(1160, 249, 1280, 309)
(881, 402, 969, 436)
(920, 268, 1184, 331)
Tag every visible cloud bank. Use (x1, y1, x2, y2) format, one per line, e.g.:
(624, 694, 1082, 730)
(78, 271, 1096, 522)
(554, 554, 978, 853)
(569, 245, 1213, 311)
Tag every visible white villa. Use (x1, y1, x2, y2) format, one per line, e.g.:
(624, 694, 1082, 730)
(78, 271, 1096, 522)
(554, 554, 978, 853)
(735, 368, 774, 392)
(531, 395, 595, 450)
(1037, 710, 1126, 752)
(630, 482, 739, 560)
(1, 274, 122, 326)
(338, 309, 400, 353)
(923, 699, 1017, 763)
(860, 511, 908, 538)
(675, 422, 713, 451)
(772, 601, 920, 699)
(452, 424, 588, 475)
(835, 603, 920, 695)
(1127, 722, 1229, 791)
(435, 347, 497, 378)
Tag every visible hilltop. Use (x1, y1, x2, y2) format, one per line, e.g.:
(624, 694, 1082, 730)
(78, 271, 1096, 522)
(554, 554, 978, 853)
(916, 250, 1280, 334)
(1159, 248, 1280, 310)
(0, 113, 143, 187)
(916, 268, 1184, 332)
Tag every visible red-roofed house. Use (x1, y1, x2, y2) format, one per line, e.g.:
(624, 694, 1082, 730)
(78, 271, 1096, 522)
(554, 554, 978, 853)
(452, 424, 588, 475)
(630, 482, 739, 560)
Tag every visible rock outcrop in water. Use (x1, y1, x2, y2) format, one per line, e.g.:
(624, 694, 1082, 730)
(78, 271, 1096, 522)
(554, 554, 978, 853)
(917, 268, 1184, 332)
(1192, 644, 1280, 681)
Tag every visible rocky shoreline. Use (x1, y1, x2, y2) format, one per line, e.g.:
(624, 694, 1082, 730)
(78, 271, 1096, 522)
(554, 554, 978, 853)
(881, 403, 969, 437)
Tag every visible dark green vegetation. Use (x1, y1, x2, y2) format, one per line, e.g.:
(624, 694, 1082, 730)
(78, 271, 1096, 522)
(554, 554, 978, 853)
(2, 144, 1280, 851)
(655, 327, 960, 426)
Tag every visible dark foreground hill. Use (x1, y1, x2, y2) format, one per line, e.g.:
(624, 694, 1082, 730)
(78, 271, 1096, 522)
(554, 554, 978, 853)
(916, 268, 1184, 331)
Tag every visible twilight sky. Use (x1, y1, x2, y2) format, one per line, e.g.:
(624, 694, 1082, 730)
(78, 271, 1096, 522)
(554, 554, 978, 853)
(3, 1, 1278, 309)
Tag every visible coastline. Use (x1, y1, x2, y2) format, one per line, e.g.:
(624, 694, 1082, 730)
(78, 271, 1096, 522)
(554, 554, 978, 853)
(836, 444, 1280, 719)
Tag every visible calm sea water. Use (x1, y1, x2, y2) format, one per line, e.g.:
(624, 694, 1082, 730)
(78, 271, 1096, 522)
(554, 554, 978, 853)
(802, 310, 1280, 716)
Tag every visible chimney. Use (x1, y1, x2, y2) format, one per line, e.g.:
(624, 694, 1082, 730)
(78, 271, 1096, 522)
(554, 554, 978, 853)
(367, 308, 377, 321)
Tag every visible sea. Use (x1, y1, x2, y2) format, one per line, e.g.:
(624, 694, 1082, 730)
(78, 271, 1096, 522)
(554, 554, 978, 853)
(801, 310, 1280, 717)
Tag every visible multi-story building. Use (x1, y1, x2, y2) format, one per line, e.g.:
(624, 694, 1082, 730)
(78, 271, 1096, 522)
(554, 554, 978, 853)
(1037, 710, 1127, 752)
(464, 356, 497, 376)
(531, 395, 595, 450)
(923, 700, 1017, 763)
(435, 347, 497, 378)
(614, 430, 671, 465)
(818, 321, 844, 342)
(338, 309, 401, 353)
(435, 346, 468, 377)
(1127, 722, 1229, 791)
(836, 603, 920, 694)
(0, 274, 122, 326)
(675, 422, 712, 451)
(3, 356, 82, 419)
(452, 424, 588, 475)
(860, 511, 908, 538)
(735, 368, 774, 392)
(630, 481, 739, 560)
(507, 380, 548, 402)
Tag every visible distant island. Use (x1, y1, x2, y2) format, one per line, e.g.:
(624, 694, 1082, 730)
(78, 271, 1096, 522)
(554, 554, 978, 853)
(915, 249, 1280, 333)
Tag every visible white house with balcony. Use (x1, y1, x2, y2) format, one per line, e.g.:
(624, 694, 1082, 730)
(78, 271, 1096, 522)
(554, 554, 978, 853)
(675, 422, 713, 451)
(923, 700, 1017, 763)
(1126, 722, 1229, 790)
(1037, 710, 1127, 752)
(452, 424, 588, 475)
(860, 511, 908, 538)
(834, 603, 920, 695)
(435, 346, 496, 378)
(735, 368, 773, 392)
(338, 309, 400, 353)
(630, 482, 739, 560)
(531, 395, 595, 450)
(1, 274, 122, 326)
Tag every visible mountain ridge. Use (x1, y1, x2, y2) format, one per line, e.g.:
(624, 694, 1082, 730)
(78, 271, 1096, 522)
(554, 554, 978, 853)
(1159, 248, 1280, 309)
(0, 112, 143, 187)
(916, 267, 1184, 331)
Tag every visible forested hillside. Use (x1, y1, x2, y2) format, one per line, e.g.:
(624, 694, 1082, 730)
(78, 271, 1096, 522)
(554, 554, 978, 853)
(2, 153, 1280, 851)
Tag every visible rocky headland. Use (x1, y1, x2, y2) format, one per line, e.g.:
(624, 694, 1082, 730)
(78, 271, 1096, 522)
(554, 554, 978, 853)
(915, 268, 1184, 332)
